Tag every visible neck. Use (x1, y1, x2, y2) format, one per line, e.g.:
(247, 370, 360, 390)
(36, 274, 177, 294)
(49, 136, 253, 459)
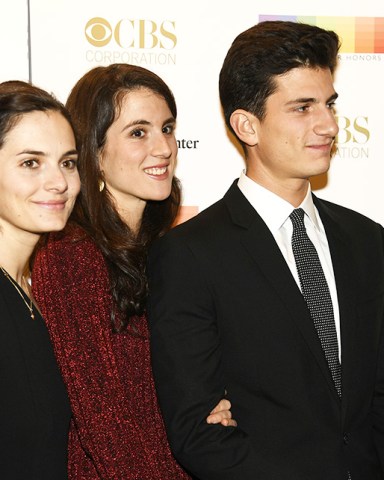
(0, 231, 39, 284)
(107, 188, 146, 234)
(117, 203, 146, 234)
(0, 259, 32, 285)
(281, 182, 310, 207)
(245, 169, 310, 207)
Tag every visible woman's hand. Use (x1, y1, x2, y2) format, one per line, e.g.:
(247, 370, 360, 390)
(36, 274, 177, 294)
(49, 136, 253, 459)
(206, 399, 237, 427)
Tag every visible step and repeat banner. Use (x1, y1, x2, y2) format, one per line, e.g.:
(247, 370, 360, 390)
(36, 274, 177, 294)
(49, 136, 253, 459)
(2, 0, 384, 224)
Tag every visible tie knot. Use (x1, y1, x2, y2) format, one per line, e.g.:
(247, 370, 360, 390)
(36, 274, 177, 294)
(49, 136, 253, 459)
(290, 208, 305, 230)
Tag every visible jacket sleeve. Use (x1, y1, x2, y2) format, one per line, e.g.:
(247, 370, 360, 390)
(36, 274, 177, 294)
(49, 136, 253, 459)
(372, 323, 384, 473)
(147, 232, 270, 480)
(370, 227, 384, 474)
(31, 232, 167, 479)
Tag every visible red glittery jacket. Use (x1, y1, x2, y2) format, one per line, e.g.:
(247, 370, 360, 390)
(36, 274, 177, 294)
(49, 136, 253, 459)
(32, 225, 191, 480)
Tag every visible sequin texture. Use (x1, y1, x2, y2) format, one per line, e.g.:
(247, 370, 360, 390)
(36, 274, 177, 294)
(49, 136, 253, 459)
(32, 225, 190, 479)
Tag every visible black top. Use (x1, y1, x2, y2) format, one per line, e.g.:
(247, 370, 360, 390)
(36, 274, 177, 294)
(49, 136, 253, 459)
(0, 270, 71, 479)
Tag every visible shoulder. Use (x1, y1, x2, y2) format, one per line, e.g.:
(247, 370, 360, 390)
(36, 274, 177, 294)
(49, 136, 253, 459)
(166, 180, 254, 241)
(153, 182, 253, 255)
(43, 223, 99, 255)
(315, 196, 382, 232)
(33, 223, 107, 286)
(37, 223, 104, 267)
(152, 199, 226, 254)
(148, 198, 236, 277)
(315, 197, 384, 257)
(165, 187, 237, 243)
(149, 181, 255, 265)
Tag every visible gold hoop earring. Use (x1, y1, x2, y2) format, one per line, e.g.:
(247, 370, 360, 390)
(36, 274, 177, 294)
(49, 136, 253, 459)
(98, 180, 105, 192)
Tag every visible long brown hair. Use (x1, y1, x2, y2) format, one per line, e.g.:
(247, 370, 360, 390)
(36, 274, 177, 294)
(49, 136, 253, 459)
(66, 64, 181, 331)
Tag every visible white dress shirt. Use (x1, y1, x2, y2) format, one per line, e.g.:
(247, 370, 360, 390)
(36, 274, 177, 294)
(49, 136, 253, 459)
(237, 171, 341, 361)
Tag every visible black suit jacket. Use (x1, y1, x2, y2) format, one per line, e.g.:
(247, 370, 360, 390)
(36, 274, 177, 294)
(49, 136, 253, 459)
(147, 181, 384, 480)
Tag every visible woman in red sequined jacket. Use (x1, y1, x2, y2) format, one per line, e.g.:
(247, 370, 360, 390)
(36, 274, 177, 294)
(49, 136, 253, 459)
(32, 64, 235, 479)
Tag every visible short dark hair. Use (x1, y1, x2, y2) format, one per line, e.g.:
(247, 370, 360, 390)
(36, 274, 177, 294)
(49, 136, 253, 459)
(0, 80, 73, 148)
(219, 21, 340, 136)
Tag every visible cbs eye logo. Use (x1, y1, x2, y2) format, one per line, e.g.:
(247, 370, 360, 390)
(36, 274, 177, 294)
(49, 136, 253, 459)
(85, 17, 177, 49)
(85, 17, 112, 47)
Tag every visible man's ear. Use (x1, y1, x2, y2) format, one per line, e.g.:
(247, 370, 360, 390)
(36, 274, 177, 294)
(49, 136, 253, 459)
(229, 109, 259, 146)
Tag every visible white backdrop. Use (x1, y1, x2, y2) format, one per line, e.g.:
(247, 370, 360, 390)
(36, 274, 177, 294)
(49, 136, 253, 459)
(2, 0, 384, 224)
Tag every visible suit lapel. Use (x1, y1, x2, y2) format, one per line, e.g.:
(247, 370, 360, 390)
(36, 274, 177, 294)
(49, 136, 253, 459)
(224, 184, 341, 403)
(314, 197, 359, 421)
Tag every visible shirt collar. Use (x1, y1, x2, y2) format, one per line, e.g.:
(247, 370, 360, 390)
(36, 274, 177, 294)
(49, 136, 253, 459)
(300, 187, 320, 230)
(237, 170, 320, 233)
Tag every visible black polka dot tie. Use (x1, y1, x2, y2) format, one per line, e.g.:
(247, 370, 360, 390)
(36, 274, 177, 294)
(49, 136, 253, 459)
(290, 208, 341, 397)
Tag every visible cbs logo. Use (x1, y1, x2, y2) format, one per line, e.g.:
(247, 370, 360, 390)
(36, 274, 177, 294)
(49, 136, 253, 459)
(336, 116, 369, 144)
(85, 17, 177, 49)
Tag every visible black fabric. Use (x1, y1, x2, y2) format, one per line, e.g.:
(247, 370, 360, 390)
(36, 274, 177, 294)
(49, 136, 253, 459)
(0, 272, 71, 479)
(148, 181, 384, 480)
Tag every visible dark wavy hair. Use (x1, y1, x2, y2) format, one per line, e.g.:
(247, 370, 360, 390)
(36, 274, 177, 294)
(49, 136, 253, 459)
(219, 21, 341, 145)
(65, 64, 181, 331)
(0, 80, 73, 148)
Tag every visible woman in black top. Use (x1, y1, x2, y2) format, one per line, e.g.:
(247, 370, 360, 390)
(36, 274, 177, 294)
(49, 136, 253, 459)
(0, 80, 80, 479)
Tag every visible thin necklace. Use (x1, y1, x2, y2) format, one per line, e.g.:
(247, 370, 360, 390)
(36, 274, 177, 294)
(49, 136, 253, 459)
(0, 267, 35, 320)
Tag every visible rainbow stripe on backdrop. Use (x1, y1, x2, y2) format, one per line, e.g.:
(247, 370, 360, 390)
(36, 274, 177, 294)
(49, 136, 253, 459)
(259, 15, 384, 53)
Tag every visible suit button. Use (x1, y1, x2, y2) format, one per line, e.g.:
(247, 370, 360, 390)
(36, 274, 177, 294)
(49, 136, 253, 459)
(343, 433, 349, 445)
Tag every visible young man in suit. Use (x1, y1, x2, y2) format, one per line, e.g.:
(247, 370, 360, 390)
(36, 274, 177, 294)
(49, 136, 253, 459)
(147, 21, 384, 479)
